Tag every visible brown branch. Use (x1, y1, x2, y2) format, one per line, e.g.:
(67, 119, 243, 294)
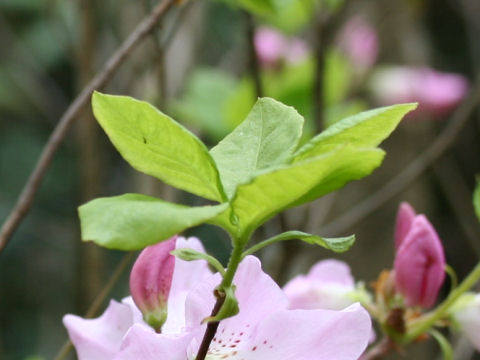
(0, 0, 178, 255)
(321, 79, 480, 236)
(195, 294, 226, 360)
(54, 252, 135, 360)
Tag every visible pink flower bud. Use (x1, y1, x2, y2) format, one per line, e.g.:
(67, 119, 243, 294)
(129, 236, 176, 331)
(394, 202, 416, 250)
(394, 214, 446, 308)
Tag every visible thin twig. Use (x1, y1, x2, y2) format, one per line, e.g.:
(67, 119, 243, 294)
(0, 0, 178, 255)
(322, 80, 480, 236)
(244, 11, 263, 98)
(195, 295, 226, 360)
(312, 1, 352, 131)
(54, 252, 135, 360)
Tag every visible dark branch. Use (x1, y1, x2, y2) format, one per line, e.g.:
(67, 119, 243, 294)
(0, 0, 178, 255)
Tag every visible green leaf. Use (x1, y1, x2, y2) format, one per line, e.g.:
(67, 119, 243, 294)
(474, 177, 480, 222)
(243, 230, 355, 257)
(211, 97, 304, 198)
(171, 248, 226, 275)
(294, 103, 418, 161)
(223, 0, 276, 15)
(172, 68, 239, 141)
(203, 285, 239, 323)
(92, 92, 225, 202)
(430, 330, 453, 360)
(211, 146, 384, 239)
(79, 194, 228, 250)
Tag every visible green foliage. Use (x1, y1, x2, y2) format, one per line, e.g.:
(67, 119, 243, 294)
(87, 93, 414, 250)
(92, 92, 226, 202)
(211, 145, 384, 239)
(203, 285, 239, 323)
(171, 248, 226, 275)
(243, 230, 355, 256)
(430, 330, 453, 360)
(221, 0, 276, 16)
(210, 98, 304, 198)
(171, 69, 241, 141)
(282, 231, 355, 253)
(79, 194, 228, 250)
(294, 103, 418, 160)
(474, 178, 480, 222)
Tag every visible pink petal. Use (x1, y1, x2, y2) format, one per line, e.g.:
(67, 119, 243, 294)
(63, 300, 134, 360)
(247, 303, 371, 360)
(185, 256, 288, 330)
(394, 215, 446, 308)
(283, 259, 355, 310)
(191, 304, 371, 360)
(163, 236, 213, 334)
(394, 202, 416, 250)
(114, 324, 195, 360)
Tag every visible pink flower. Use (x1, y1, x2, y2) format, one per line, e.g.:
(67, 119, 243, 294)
(254, 27, 308, 68)
(63, 236, 211, 360)
(370, 66, 469, 116)
(338, 16, 378, 69)
(117, 256, 372, 359)
(182, 256, 371, 359)
(393, 204, 446, 308)
(283, 259, 356, 310)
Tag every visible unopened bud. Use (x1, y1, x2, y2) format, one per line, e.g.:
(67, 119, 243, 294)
(129, 236, 177, 331)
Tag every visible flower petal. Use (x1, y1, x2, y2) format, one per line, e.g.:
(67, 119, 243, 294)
(394, 202, 416, 250)
(114, 324, 195, 360)
(63, 300, 134, 360)
(284, 260, 355, 310)
(186, 256, 288, 330)
(246, 303, 371, 360)
(163, 236, 213, 334)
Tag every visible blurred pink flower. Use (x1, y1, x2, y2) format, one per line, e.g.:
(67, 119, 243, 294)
(63, 236, 211, 360)
(283, 259, 356, 310)
(370, 67, 469, 116)
(393, 204, 446, 308)
(338, 16, 378, 69)
(254, 27, 308, 68)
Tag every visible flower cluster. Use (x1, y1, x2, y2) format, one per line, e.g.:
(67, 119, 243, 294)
(64, 203, 480, 359)
(64, 237, 371, 360)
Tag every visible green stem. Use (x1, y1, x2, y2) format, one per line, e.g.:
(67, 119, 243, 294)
(195, 238, 246, 360)
(405, 261, 480, 342)
(221, 242, 245, 287)
(241, 231, 304, 258)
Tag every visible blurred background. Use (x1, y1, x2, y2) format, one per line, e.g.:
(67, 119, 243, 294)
(1, 0, 480, 358)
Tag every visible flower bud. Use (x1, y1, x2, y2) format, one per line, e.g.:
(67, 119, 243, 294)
(129, 236, 176, 331)
(394, 202, 416, 250)
(394, 215, 446, 308)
